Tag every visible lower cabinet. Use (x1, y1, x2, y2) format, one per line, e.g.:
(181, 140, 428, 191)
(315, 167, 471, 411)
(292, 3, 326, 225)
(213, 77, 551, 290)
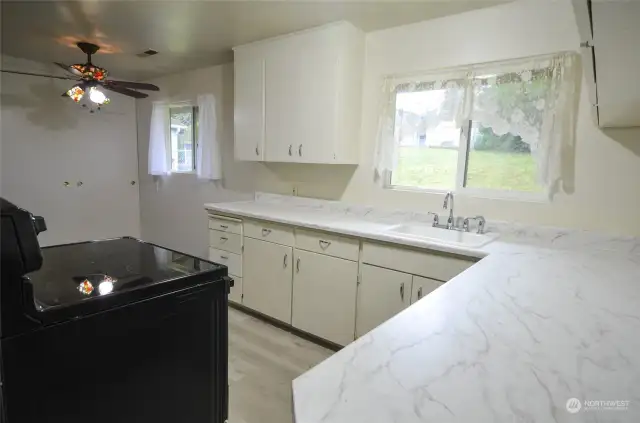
(356, 264, 412, 337)
(411, 275, 443, 304)
(229, 276, 243, 304)
(242, 237, 293, 323)
(292, 249, 358, 346)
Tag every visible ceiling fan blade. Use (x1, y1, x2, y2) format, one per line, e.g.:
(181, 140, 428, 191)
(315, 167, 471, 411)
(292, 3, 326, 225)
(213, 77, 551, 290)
(103, 84, 148, 99)
(54, 62, 83, 77)
(104, 80, 159, 91)
(1, 69, 77, 81)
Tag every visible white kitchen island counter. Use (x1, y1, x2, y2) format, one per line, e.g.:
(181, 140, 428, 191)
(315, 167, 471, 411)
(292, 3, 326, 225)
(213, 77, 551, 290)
(204, 195, 640, 423)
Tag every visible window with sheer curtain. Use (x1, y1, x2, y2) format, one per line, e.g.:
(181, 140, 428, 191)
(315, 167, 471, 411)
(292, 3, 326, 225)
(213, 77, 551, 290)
(374, 52, 580, 200)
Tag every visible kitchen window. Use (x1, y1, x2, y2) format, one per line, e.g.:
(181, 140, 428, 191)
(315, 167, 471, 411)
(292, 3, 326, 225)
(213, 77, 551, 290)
(169, 105, 198, 173)
(376, 52, 580, 200)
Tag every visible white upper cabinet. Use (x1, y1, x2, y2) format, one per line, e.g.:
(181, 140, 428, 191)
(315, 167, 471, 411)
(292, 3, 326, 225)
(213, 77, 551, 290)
(233, 22, 364, 163)
(234, 48, 265, 161)
(572, 0, 640, 128)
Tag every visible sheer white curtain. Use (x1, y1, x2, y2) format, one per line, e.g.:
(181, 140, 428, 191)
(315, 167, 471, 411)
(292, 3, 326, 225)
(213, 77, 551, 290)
(468, 53, 581, 196)
(373, 71, 469, 180)
(196, 94, 222, 180)
(148, 102, 170, 176)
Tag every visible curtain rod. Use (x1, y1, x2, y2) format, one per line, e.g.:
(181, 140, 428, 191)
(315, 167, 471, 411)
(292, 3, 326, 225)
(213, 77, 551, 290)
(152, 99, 195, 106)
(383, 50, 576, 80)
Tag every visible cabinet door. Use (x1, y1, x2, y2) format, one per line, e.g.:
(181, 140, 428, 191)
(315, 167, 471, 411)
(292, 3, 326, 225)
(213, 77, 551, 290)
(242, 237, 293, 323)
(265, 36, 338, 163)
(356, 264, 412, 337)
(292, 250, 357, 345)
(234, 56, 265, 161)
(411, 276, 443, 304)
(229, 276, 243, 304)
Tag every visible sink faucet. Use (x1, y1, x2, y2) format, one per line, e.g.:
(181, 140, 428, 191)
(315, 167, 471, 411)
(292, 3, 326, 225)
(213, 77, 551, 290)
(443, 192, 455, 229)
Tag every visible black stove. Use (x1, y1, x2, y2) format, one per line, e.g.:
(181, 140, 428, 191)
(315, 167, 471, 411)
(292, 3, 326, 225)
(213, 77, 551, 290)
(1, 199, 231, 423)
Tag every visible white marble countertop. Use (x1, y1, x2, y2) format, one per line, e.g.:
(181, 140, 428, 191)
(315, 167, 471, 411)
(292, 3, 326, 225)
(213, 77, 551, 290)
(204, 194, 640, 423)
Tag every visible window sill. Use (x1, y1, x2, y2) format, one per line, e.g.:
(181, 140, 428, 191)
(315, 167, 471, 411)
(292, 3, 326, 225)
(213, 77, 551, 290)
(171, 170, 196, 175)
(384, 185, 550, 203)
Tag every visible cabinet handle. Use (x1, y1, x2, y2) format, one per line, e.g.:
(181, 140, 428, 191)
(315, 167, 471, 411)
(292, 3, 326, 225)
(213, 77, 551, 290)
(283, 254, 288, 268)
(298, 144, 303, 156)
(220, 224, 228, 229)
(417, 287, 423, 300)
(261, 228, 272, 237)
(255, 146, 259, 156)
(296, 258, 300, 273)
(400, 282, 405, 301)
(318, 240, 331, 249)
(289, 145, 292, 156)
(220, 237, 228, 242)
(220, 255, 229, 260)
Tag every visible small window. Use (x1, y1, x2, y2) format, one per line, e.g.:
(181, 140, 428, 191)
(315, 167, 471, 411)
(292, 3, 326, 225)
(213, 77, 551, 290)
(385, 58, 565, 200)
(169, 105, 198, 173)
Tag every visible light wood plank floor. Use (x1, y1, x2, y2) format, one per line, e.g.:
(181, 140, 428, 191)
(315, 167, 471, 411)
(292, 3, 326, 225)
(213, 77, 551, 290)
(228, 307, 334, 423)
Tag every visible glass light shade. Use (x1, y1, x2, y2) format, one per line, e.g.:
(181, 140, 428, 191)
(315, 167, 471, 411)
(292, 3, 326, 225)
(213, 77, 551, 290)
(89, 87, 109, 105)
(72, 63, 108, 81)
(66, 85, 85, 103)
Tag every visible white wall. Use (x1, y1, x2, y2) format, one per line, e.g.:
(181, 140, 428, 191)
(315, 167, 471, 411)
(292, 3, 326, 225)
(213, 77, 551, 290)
(137, 65, 286, 258)
(338, 0, 640, 236)
(140, 0, 640, 244)
(279, 0, 640, 236)
(1, 56, 141, 246)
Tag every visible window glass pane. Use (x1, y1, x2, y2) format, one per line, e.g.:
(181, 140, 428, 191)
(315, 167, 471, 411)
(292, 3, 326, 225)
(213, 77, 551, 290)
(390, 85, 463, 190)
(170, 106, 196, 172)
(466, 122, 541, 192)
(465, 67, 550, 192)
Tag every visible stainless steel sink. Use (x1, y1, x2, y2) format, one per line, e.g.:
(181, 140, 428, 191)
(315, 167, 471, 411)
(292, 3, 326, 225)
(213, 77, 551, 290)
(387, 224, 499, 248)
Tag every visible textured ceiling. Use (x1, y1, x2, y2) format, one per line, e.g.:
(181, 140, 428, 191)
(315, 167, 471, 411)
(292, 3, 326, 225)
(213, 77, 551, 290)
(1, 1, 506, 81)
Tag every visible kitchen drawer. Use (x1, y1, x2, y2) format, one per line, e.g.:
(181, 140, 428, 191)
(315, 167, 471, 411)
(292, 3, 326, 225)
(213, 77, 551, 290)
(209, 248, 242, 277)
(209, 230, 242, 254)
(244, 219, 294, 246)
(208, 215, 243, 235)
(295, 228, 359, 261)
(362, 242, 474, 281)
(229, 275, 243, 304)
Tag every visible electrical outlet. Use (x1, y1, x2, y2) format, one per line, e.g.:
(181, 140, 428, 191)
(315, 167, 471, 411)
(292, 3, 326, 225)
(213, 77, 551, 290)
(292, 185, 299, 197)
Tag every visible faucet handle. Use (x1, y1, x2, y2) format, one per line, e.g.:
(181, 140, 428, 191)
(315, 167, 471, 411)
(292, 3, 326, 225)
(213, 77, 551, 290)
(463, 216, 486, 234)
(426, 212, 439, 227)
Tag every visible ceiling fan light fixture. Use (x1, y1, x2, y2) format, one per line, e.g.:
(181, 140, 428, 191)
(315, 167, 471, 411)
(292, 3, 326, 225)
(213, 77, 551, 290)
(89, 87, 109, 105)
(66, 85, 85, 103)
(72, 63, 107, 81)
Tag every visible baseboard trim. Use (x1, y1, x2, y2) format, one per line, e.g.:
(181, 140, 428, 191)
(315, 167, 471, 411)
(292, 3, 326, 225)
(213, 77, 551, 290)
(229, 302, 343, 352)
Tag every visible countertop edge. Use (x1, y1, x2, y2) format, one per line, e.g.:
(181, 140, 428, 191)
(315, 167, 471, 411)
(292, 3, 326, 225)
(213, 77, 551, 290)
(204, 203, 488, 259)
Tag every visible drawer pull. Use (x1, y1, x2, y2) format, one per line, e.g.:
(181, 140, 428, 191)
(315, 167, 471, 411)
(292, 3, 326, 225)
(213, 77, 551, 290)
(220, 255, 229, 260)
(318, 239, 331, 249)
(261, 228, 272, 237)
(220, 224, 228, 229)
(417, 287, 423, 300)
(289, 145, 292, 156)
(298, 144, 303, 156)
(220, 237, 228, 242)
(400, 282, 405, 301)
(283, 254, 288, 268)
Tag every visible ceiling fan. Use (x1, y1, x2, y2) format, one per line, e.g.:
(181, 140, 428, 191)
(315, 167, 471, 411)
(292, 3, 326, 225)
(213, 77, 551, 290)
(0, 42, 160, 111)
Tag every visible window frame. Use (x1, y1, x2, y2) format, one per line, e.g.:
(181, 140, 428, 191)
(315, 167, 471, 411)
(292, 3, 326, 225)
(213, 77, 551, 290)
(384, 77, 549, 203)
(167, 104, 198, 174)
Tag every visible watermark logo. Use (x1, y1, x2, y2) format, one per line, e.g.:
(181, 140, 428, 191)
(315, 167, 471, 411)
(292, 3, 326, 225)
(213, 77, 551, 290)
(566, 398, 630, 413)
(566, 398, 582, 414)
